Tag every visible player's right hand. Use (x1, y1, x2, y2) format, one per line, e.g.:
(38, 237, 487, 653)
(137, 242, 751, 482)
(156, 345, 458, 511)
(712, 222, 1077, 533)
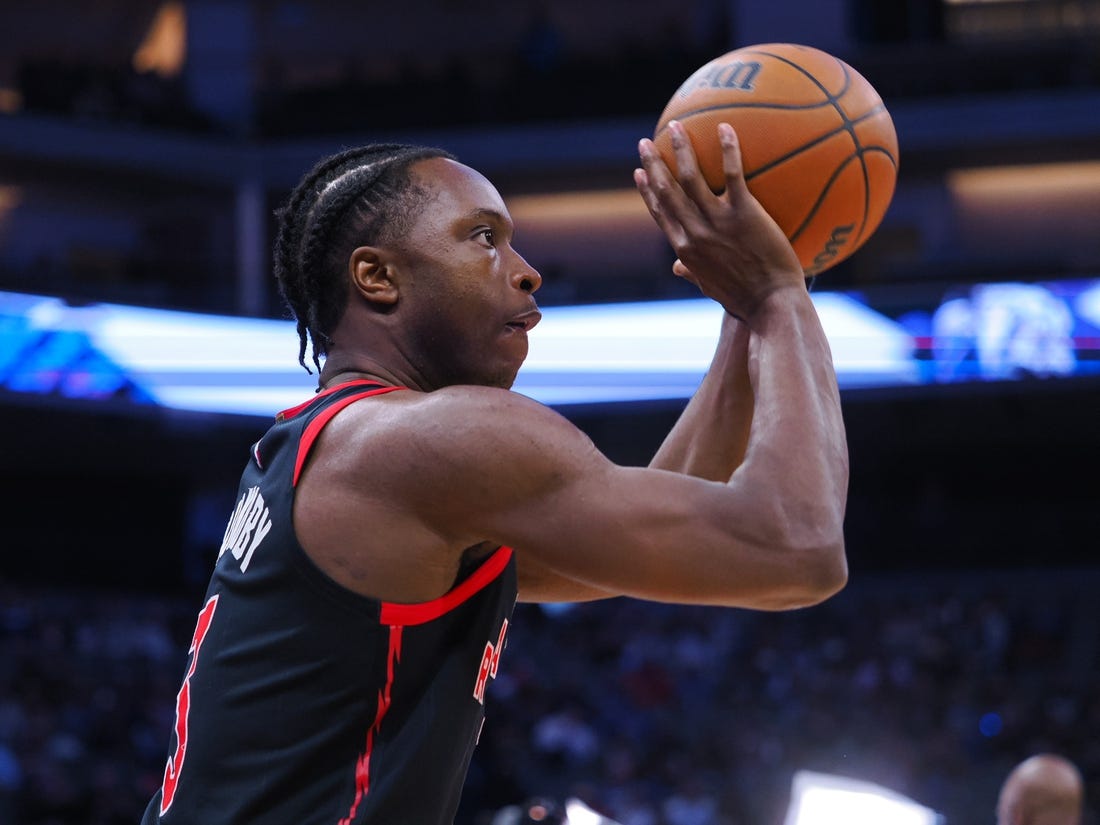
(634, 120, 805, 322)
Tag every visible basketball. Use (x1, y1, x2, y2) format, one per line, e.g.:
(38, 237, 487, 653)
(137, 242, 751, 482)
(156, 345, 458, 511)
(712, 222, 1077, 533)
(653, 42, 899, 276)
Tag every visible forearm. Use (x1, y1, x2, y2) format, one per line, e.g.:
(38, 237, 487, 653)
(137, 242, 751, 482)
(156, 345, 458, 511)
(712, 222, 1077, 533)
(649, 311, 753, 481)
(736, 287, 849, 551)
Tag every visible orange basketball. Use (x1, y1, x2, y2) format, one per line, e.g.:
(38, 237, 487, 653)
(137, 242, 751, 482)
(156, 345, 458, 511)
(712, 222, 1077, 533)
(653, 43, 899, 276)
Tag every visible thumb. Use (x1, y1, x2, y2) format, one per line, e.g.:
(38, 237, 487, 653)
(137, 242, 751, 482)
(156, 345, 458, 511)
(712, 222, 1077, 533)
(672, 258, 695, 281)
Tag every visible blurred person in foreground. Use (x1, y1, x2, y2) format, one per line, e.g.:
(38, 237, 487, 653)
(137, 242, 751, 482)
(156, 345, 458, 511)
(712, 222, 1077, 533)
(140, 121, 849, 824)
(997, 754, 1084, 825)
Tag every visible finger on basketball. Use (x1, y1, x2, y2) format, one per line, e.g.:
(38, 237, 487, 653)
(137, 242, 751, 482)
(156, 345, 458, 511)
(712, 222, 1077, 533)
(635, 140, 688, 245)
(668, 121, 712, 202)
(717, 123, 747, 196)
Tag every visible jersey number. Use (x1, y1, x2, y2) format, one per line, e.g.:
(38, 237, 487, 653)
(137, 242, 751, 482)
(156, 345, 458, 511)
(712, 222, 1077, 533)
(159, 594, 219, 815)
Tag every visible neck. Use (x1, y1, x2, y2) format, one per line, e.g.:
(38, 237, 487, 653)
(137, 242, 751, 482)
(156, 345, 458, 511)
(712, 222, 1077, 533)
(318, 354, 427, 393)
(318, 307, 439, 392)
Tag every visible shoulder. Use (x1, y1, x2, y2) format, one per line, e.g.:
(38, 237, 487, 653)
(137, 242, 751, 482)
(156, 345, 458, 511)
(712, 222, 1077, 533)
(303, 383, 608, 545)
(332, 384, 574, 443)
(315, 383, 598, 484)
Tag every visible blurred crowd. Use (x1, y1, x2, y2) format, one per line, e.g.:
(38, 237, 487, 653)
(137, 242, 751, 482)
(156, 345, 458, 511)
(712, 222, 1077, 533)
(10, 13, 716, 138)
(1, 567, 1096, 825)
(0, 588, 192, 824)
(9, 5, 1098, 140)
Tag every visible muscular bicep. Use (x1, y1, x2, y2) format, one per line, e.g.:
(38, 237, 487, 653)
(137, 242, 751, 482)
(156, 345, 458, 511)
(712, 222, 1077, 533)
(381, 386, 834, 609)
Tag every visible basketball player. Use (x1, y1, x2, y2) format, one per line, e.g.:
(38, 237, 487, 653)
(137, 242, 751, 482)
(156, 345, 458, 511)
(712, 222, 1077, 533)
(141, 121, 849, 824)
(997, 754, 1084, 825)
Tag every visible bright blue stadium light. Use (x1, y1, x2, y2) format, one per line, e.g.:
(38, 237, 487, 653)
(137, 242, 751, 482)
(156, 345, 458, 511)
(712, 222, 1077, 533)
(2, 276, 1098, 417)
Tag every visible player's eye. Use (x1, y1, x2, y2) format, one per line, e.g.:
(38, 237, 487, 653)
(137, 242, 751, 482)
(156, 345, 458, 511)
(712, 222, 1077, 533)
(477, 228, 495, 247)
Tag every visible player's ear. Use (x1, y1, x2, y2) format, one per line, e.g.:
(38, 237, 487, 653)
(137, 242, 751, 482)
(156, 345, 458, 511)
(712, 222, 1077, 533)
(349, 245, 398, 306)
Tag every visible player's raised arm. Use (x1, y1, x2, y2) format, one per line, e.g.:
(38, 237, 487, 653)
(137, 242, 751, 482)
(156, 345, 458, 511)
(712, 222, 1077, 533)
(364, 372, 843, 611)
(639, 120, 849, 577)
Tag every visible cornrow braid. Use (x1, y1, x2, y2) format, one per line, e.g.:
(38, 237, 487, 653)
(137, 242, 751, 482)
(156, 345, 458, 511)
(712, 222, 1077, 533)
(272, 143, 456, 374)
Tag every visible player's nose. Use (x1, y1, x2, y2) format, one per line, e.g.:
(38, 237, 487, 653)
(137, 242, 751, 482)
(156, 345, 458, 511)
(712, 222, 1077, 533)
(510, 250, 542, 294)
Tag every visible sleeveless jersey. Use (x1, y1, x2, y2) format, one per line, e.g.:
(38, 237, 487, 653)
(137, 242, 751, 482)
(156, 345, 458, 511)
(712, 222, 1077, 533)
(141, 380, 518, 825)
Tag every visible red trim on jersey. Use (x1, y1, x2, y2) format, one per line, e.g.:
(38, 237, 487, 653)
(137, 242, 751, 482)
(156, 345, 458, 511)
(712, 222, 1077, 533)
(277, 379, 395, 422)
(380, 546, 514, 626)
(159, 594, 220, 816)
(337, 625, 403, 825)
(291, 385, 405, 486)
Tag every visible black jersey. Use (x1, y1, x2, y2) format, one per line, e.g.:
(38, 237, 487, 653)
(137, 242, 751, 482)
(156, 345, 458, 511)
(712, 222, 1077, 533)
(142, 380, 517, 825)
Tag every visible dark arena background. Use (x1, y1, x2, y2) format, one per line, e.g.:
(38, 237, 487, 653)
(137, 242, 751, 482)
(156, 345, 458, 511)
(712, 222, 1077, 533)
(1, 2, 1099, 824)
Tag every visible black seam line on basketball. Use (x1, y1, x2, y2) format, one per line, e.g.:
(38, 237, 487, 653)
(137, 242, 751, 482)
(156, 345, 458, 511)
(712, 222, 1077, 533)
(788, 153, 861, 245)
(654, 100, 837, 142)
(855, 148, 872, 249)
(852, 143, 901, 248)
(848, 145, 897, 251)
(652, 101, 886, 163)
(739, 47, 853, 103)
(742, 104, 889, 183)
(789, 143, 892, 248)
(743, 48, 871, 188)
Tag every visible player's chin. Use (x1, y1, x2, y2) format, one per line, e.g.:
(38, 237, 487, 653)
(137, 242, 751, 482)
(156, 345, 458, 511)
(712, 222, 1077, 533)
(484, 351, 526, 390)
(487, 360, 523, 390)
(499, 330, 530, 370)
(457, 329, 527, 389)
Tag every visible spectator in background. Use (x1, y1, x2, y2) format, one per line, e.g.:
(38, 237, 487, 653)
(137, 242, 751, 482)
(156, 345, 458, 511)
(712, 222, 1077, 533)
(997, 754, 1084, 825)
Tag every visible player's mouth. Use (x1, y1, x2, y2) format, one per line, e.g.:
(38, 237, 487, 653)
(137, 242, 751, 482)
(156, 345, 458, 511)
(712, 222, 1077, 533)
(505, 309, 542, 333)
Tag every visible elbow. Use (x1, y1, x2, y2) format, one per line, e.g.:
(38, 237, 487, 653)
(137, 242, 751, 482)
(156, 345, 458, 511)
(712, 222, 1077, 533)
(781, 499, 848, 607)
(740, 459, 849, 609)
(758, 520, 848, 611)
(800, 538, 848, 606)
(764, 538, 847, 611)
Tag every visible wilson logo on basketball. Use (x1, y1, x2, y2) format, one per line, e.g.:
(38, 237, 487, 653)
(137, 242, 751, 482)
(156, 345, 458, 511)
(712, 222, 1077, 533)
(677, 60, 761, 97)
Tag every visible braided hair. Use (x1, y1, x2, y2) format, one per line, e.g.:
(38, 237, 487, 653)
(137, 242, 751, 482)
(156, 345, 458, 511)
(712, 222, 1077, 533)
(272, 143, 457, 373)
